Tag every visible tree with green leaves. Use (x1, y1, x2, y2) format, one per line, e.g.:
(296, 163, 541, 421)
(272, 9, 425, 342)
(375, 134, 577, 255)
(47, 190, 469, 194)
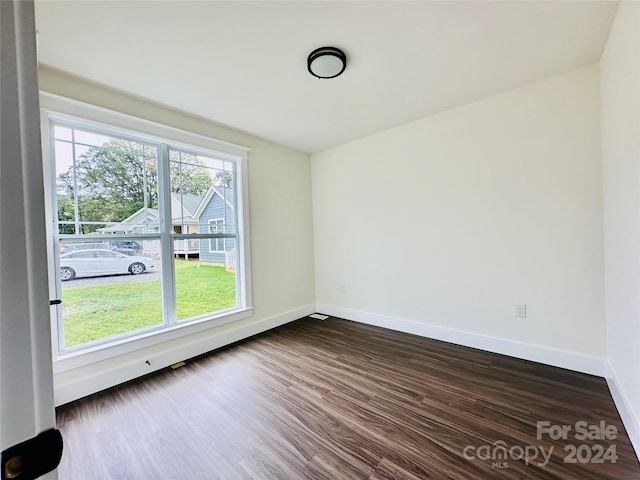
(213, 171, 233, 188)
(57, 139, 213, 233)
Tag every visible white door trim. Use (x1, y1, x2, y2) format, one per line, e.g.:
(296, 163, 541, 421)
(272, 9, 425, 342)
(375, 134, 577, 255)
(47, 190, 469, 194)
(0, 1, 58, 477)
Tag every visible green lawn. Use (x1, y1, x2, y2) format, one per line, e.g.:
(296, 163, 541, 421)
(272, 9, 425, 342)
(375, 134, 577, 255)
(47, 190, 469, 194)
(62, 260, 236, 347)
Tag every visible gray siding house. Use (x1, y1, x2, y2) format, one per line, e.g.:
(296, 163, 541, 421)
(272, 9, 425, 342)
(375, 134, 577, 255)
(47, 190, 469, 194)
(97, 186, 235, 269)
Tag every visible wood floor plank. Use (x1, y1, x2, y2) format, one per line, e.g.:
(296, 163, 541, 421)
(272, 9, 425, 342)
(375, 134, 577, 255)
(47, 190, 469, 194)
(56, 317, 640, 479)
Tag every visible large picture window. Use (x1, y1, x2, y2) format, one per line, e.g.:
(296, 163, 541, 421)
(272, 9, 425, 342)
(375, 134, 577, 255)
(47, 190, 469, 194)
(46, 114, 248, 354)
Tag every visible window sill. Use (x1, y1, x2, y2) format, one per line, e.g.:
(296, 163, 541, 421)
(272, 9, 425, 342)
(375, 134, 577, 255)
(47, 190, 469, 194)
(52, 307, 253, 374)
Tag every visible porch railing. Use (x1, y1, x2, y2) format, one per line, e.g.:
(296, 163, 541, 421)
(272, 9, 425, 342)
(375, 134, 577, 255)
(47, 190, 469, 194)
(174, 239, 199, 254)
(225, 248, 236, 272)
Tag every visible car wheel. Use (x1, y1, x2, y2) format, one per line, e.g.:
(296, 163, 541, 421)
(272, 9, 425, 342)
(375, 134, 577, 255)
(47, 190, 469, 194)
(60, 267, 76, 281)
(129, 262, 145, 275)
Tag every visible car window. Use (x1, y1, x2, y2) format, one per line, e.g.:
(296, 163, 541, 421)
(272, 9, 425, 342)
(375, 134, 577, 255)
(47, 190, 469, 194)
(115, 241, 138, 248)
(65, 243, 105, 251)
(94, 251, 120, 258)
(69, 251, 95, 258)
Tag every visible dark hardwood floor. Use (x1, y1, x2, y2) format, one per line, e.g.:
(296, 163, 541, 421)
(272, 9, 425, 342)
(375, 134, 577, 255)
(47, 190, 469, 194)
(56, 317, 640, 479)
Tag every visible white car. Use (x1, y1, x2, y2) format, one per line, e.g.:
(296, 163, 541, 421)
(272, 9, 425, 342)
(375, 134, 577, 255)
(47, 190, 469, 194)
(60, 249, 156, 281)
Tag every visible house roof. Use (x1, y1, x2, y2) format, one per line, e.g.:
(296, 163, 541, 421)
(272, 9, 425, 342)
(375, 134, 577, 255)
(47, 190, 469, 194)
(194, 185, 234, 219)
(171, 193, 203, 218)
(97, 208, 160, 233)
(99, 186, 234, 233)
(213, 186, 234, 209)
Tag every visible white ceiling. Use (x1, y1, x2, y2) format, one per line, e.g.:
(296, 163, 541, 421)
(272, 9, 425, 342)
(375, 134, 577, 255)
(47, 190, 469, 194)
(34, 1, 618, 154)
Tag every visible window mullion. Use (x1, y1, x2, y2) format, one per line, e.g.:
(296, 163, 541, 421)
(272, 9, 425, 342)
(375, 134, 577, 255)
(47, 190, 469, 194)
(233, 159, 242, 308)
(70, 128, 80, 235)
(49, 120, 66, 355)
(158, 143, 177, 326)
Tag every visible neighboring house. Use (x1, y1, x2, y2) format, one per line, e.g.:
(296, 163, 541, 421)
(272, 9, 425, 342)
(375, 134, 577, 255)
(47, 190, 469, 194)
(98, 192, 204, 235)
(98, 208, 160, 234)
(171, 192, 203, 235)
(97, 186, 235, 268)
(195, 186, 235, 265)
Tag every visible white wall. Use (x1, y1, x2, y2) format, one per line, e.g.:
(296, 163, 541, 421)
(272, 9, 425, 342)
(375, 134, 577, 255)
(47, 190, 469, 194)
(313, 65, 605, 373)
(600, 0, 640, 456)
(37, 67, 316, 404)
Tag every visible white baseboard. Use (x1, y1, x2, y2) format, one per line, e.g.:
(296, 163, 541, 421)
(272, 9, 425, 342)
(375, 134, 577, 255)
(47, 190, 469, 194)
(54, 304, 315, 406)
(605, 361, 640, 461)
(315, 304, 605, 376)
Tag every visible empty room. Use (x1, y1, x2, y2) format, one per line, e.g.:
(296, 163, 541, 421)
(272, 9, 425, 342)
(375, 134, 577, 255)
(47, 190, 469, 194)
(1, 0, 640, 479)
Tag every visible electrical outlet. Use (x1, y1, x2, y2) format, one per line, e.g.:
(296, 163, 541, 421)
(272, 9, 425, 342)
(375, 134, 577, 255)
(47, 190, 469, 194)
(516, 304, 527, 318)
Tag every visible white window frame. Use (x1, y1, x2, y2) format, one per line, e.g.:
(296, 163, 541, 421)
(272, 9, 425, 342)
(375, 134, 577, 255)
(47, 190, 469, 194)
(208, 218, 226, 253)
(40, 93, 253, 372)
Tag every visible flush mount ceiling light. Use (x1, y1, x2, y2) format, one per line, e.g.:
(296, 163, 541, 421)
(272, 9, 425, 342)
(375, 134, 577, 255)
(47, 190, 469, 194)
(307, 46, 347, 79)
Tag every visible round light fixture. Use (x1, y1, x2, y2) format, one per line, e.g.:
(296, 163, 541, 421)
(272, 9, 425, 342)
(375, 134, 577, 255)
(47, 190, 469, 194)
(307, 46, 346, 79)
